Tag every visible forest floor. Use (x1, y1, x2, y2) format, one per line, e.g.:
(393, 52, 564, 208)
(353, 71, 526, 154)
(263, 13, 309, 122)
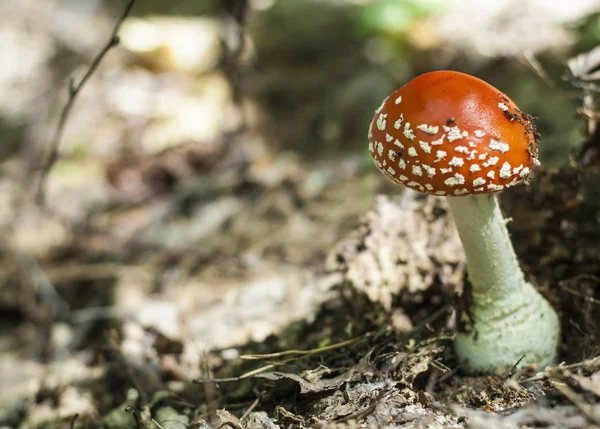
(2, 151, 599, 429)
(1, 1, 600, 428)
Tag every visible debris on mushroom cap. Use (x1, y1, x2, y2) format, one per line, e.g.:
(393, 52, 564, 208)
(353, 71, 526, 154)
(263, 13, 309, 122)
(367, 71, 540, 196)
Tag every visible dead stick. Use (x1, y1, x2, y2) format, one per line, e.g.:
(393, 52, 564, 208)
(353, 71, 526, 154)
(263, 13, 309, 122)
(239, 397, 260, 422)
(35, 0, 137, 205)
(550, 380, 600, 424)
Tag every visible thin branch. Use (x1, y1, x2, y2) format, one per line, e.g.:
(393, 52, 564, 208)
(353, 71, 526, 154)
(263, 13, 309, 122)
(69, 413, 79, 429)
(240, 336, 364, 360)
(550, 380, 600, 425)
(519, 356, 600, 383)
(521, 51, 555, 88)
(201, 350, 219, 427)
(125, 405, 141, 429)
(221, 0, 249, 103)
(239, 397, 260, 422)
(35, 0, 137, 206)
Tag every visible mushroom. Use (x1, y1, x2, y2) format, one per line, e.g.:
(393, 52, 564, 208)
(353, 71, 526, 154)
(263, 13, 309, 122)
(367, 70, 560, 373)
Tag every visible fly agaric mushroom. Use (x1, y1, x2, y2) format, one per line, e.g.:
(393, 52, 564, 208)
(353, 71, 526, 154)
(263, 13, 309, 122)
(368, 71, 559, 373)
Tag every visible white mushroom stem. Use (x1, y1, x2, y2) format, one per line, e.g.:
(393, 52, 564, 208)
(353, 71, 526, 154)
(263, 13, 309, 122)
(446, 194, 560, 373)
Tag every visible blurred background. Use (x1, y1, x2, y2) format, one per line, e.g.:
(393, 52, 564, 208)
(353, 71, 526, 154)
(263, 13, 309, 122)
(1, 0, 600, 426)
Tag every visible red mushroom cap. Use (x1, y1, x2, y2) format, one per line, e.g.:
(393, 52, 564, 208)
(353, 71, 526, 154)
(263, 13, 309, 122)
(368, 71, 539, 196)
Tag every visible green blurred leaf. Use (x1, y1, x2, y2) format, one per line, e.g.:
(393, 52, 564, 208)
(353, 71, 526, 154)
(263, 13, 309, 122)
(356, 0, 447, 36)
(154, 406, 189, 429)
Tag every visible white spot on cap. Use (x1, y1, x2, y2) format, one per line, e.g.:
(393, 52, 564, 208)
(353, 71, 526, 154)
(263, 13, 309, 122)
(398, 159, 406, 170)
(369, 141, 374, 152)
(403, 122, 416, 140)
(408, 147, 418, 157)
(412, 165, 423, 176)
(512, 165, 524, 174)
(454, 188, 469, 195)
(407, 181, 420, 187)
(474, 130, 485, 138)
(483, 156, 499, 167)
(368, 127, 373, 139)
(435, 190, 446, 196)
(444, 173, 465, 187)
(487, 183, 504, 191)
(416, 124, 439, 135)
(387, 167, 396, 176)
(425, 183, 433, 190)
(377, 114, 387, 131)
(394, 114, 404, 130)
(455, 146, 469, 154)
(467, 150, 477, 161)
(443, 125, 468, 142)
(431, 135, 445, 146)
(448, 157, 464, 167)
(440, 167, 453, 174)
(499, 162, 512, 179)
(422, 164, 436, 177)
(388, 150, 397, 160)
(498, 102, 509, 112)
(382, 160, 387, 166)
(395, 95, 402, 105)
(377, 142, 383, 156)
(520, 167, 531, 177)
(473, 177, 486, 187)
(489, 139, 510, 153)
(435, 150, 447, 161)
(478, 153, 487, 160)
(534, 159, 541, 167)
(470, 164, 481, 173)
(385, 133, 393, 142)
(419, 141, 432, 153)
(394, 139, 404, 149)
(487, 171, 495, 179)
(399, 175, 408, 181)
(474, 187, 484, 192)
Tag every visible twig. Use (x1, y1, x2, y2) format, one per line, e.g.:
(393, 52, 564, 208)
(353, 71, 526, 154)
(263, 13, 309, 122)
(240, 336, 364, 360)
(508, 354, 527, 378)
(521, 51, 555, 88)
(201, 351, 219, 427)
(236, 355, 309, 379)
(550, 380, 600, 424)
(520, 356, 600, 383)
(151, 419, 166, 429)
(69, 413, 79, 429)
(35, 0, 137, 206)
(125, 405, 141, 429)
(239, 397, 260, 422)
(194, 353, 315, 384)
(220, 0, 249, 103)
(434, 364, 461, 387)
(560, 276, 600, 305)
